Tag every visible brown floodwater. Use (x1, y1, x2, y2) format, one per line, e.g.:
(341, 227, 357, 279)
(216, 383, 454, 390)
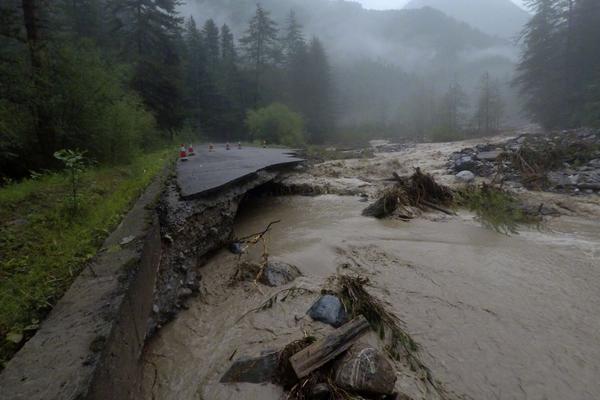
(142, 195, 600, 400)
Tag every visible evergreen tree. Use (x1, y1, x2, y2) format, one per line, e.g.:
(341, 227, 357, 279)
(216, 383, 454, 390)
(219, 24, 245, 139)
(106, 0, 184, 130)
(182, 16, 206, 130)
(282, 10, 304, 60)
(438, 82, 468, 135)
(202, 19, 220, 69)
(240, 4, 279, 106)
(514, 0, 567, 128)
(304, 37, 334, 143)
(475, 72, 504, 134)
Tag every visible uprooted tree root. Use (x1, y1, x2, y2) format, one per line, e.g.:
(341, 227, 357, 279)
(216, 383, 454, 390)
(337, 275, 453, 400)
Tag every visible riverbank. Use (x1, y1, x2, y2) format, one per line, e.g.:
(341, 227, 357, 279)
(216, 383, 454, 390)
(0, 150, 172, 369)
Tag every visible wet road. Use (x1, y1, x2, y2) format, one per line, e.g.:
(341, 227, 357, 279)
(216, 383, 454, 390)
(176, 144, 303, 199)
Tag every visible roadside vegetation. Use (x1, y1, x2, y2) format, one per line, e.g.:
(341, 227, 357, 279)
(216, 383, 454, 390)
(0, 149, 171, 369)
(246, 103, 305, 147)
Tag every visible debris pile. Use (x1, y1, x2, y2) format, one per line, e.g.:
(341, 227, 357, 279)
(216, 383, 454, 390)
(363, 168, 454, 219)
(449, 128, 600, 193)
(221, 275, 452, 400)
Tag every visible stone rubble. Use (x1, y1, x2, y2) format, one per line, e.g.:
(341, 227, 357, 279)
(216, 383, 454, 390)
(449, 128, 600, 194)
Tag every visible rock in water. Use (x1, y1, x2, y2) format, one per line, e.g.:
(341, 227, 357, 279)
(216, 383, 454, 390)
(334, 343, 397, 395)
(455, 170, 475, 183)
(308, 294, 348, 328)
(260, 261, 302, 287)
(476, 150, 501, 161)
(220, 351, 278, 383)
(309, 383, 332, 399)
(454, 155, 477, 172)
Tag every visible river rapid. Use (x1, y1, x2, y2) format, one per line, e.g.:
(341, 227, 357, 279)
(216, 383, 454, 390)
(141, 193, 600, 400)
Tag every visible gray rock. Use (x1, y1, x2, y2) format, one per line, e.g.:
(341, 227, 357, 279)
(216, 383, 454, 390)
(334, 343, 397, 395)
(309, 383, 332, 399)
(454, 155, 477, 172)
(476, 150, 501, 161)
(547, 172, 578, 187)
(308, 294, 348, 328)
(220, 351, 279, 383)
(455, 170, 475, 183)
(228, 242, 244, 254)
(260, 261, 302, 287)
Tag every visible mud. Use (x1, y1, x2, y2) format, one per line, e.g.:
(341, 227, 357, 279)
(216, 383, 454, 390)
(141, 193, 600, 400)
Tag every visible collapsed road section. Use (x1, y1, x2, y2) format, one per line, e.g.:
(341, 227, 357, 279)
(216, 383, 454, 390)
(0, 145, 303, 400)
(152, 145, 304, 331)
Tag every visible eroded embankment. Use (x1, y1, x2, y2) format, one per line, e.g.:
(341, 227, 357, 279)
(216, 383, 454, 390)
(0, 164, 298, 400)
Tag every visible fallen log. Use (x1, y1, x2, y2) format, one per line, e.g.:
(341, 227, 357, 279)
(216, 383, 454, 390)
(421, 200, 456, 216)
(289, 315, 370, 378)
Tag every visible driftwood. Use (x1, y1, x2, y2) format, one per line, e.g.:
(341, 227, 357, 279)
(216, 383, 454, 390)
(421, 200, 456, 215)
(289, 315, 370, 378)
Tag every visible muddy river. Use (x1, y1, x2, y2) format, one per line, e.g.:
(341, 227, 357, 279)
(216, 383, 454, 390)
(142, 194, 600, 400)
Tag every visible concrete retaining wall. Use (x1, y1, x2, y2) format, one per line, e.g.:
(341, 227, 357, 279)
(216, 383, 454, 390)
(0, 175, 165, 400)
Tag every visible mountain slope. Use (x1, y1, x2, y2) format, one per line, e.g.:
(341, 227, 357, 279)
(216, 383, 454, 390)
(404, 0, 530, 39)
(185, 0, 511, 69)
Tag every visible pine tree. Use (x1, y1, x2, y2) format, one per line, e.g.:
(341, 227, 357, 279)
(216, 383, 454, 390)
(304, 37, 334, 143)
(438, 82, 468, 135)
(240, 4, 279, 106)
(182, 16, 206, 130)
(282, 10, 304, 61)
(106, 0, 184, 130)
(514, 0, 566, 128)
(475, 72, 504, 135)
(202, 19, 220, 70)
(219, 24, 245, 139)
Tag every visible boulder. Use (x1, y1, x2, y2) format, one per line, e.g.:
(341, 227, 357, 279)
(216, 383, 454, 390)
(228, 242, 244, 254)
(309, 383, 332, 399)
(308, 294, 348, 328)
(260, 261, 302, 287)
(238, 261, 302, 286)
(476, 150, 502, 161)
(220, 351, 279, 384)
(455, 170, 475, 183)
(334, 343, 397, 395)
(454, 155, 477, 172)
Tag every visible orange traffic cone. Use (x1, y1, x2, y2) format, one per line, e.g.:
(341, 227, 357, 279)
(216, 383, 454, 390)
(188, 144, 195, 156)
(179, 144, 188, 161)
(209, 143, 214, 152)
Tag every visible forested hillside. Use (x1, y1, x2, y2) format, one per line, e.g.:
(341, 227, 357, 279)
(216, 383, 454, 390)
(405, 0, 530, 39)
(0, 1, 334, 179)
(515, 0, 600, 129)
(184, 0, 521, 140)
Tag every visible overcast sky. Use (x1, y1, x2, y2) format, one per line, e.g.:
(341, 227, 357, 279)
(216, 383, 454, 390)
(355, 0, 528, 11)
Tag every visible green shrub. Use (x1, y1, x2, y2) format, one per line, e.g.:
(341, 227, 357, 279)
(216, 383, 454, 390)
(245, 103, 305, 147)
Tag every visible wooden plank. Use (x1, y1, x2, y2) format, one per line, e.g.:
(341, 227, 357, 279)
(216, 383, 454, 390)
(290, 315, 370, 378)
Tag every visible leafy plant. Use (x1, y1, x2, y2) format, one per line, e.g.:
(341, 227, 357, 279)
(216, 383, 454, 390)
(456, 184, 537, 234)
(54, 149, 87, 214)
(245, 103, 305, 147)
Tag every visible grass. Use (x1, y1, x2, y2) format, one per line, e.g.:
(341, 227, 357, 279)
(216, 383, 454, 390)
(0, 149, 172, 369)
(456, 184, 539, 234)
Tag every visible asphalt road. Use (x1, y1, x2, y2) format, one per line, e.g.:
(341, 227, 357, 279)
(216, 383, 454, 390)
(176, 144, 304, 199)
